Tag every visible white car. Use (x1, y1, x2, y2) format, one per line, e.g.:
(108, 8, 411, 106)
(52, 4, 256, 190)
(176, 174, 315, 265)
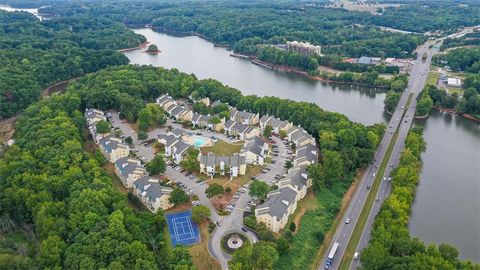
(345, 218, 350, 224)
(354, 252, 359, 260)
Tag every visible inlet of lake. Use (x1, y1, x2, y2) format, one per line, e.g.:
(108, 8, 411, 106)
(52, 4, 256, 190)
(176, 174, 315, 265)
(1, 4, 478, 261)
(125, 28, 479, 262)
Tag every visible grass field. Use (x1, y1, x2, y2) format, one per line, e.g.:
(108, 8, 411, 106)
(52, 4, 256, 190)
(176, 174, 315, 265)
(274, 182, 349, 270)
(188, 223, 221, 270)
(338, 132, 399, 270)
(426, 71, 439, 86)
(200, 140, 243, 156)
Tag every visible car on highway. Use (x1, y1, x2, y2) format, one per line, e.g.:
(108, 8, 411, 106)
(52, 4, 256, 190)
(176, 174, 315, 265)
(216, 221, 222, 226)
(354, 252, 359, 260)
(367, 185, 371, 190)
(241, 227, 248, 232)
(345, 218, 350, 224)
(390, 163, 394, 167)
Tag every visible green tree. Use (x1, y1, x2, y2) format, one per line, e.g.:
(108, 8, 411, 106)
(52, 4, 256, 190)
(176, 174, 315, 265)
(145, 154, 166, 175)
(285, 160, 293, 169)
(289, 222, 296, 232)
(276, 237, 291, 255)
(384, 90, 400, 113)
(229, 241, 279, 270)
(95, 120, 111, 134)
(249, 180, 269, 200)
(263, 125, 273, 138)
(147, 44, 158, 52)
(279, 130, 287, 139)
(180, 148, 200, 172)
(191, 205, 211, 223)
(169, 188, 189, 206)
(138, 130, 148, 140)
(205, 183, 224, 198)
(38, 235, 66, 269)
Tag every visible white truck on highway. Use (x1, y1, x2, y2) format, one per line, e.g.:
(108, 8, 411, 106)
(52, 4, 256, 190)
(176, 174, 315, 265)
(325, 242, 340, 269)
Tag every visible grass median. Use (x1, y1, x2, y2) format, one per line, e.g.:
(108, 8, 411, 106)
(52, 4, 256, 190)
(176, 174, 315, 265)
(338, 132, 399, 270)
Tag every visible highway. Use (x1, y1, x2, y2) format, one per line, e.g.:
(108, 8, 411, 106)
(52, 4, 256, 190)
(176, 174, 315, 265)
(317, 25, 479, 270)
(317, 42, 430, 270)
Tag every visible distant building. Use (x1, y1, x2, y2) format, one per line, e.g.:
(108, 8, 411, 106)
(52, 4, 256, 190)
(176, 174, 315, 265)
(199, 152, 247, 179)
(447, 78, 462, 87)
(133, 176, 173, 212)
(358, 56, 373, 65)
(259, 115, 292, 134)
(229, 108, 259, 126)
(191, 113, 225, 131)
(84, 108, 106, 127)
(286, 41, 322, 56)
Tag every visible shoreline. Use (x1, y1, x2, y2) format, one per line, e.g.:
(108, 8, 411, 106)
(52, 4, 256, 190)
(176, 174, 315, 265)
(117, 41, 150, 52)
(432, 106, 479, 122)
(132, 26, 389, 90)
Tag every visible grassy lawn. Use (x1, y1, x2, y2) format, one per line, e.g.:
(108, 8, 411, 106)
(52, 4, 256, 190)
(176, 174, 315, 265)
(426, 71, 439, 86)
(188, 222, 222, 270)
(446, 87, 464, 95)
(200, 139, 243, 156)
(338, 132, 399, 270)
(282, 192, 319, 235)
(274, 182, 349, 270)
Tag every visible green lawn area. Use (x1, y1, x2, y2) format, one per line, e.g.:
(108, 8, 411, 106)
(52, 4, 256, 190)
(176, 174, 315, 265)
(274, 182, 348, 270)
(200, 139, 243, 156)
(338, 132, 399, 270)
(426, 71, 439, 86)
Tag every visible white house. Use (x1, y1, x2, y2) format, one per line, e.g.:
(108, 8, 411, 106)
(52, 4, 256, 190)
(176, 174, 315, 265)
(225, 120, 260, 140)
(286, 126, 315, 147)
(84, 108, 106, 127)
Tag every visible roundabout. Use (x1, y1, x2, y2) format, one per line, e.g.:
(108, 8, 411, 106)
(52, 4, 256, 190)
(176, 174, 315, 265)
(222, 232, 248, 254)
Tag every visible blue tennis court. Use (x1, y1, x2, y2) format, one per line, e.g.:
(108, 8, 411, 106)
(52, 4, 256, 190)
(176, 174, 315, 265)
(166, 211, 200, 246)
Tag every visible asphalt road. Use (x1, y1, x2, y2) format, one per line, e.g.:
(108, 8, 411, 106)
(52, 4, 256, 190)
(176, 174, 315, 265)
(347, 27, 479, 269)
(318, 26, 478, 270)
(318, 43, 433, 270)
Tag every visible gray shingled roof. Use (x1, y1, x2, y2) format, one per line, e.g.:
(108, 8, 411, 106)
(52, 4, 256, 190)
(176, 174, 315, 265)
(257, 187, 298, 221)
(295, 144, 318, 163)
(134, 176, 173, 202)
(170, 106, 185, 116)
(158, 134, 178, 147)
(173, 140, 190, 155)
(115, 157, 145, 177)
(99, 136, 127, 153)
(241, 136, 267, 156)
(231, 108, 255, 120)
(84, 108, 105, 120)
(157, 94, 171, 105)
(200, 153, 246, 167)
(281, 166, 308, 190)
(171, 128, 185, 137)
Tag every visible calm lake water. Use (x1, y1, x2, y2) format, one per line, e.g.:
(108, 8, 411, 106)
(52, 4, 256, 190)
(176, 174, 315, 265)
(125, 28, 480, 262)
(123, 29, 389, 126)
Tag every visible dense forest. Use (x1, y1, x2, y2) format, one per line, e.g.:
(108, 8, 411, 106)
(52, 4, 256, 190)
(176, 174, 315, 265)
(435, 47, 480, 72)
(0, 10, 145, 119)
(37, 1, 425, 58)
(0, 92, 194, 269)
(361, 128, 479, 269)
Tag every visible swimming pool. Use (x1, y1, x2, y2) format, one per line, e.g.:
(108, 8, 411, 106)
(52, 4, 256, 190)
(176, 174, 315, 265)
(191, 136, 209, 147)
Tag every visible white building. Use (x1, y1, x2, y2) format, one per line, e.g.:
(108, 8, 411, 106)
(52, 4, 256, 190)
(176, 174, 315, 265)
(114, 157, 147, 188)
(255, 187, 298, 233)
(286, 41, 322, 56)
(98, 136, 130, 162)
